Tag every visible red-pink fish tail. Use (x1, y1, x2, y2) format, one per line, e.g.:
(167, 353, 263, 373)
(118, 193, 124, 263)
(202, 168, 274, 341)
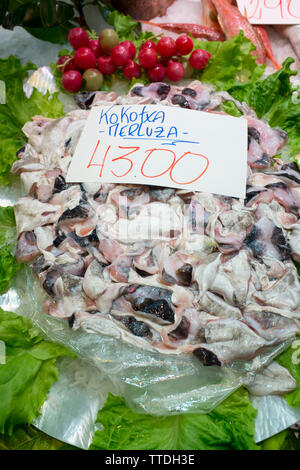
(255, 26, 282, 70)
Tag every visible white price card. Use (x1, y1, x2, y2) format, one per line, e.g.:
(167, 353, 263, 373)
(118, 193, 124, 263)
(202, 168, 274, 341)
(237, 0, 300, 24)
(66, 104, 248, 199)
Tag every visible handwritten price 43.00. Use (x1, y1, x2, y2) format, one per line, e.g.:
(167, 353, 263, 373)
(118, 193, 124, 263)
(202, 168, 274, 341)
(87, 140, 210, 186)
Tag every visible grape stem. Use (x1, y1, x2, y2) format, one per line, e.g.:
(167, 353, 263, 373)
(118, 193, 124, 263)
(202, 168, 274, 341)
(57, 57, 73, 70)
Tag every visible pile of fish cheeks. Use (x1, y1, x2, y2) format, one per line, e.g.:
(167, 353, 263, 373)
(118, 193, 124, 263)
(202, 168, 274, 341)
(11, 80, 300, 394)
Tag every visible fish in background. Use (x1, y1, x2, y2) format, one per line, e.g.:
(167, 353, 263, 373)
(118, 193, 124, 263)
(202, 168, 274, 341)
(202, 0, 281, 68)
(202, 0, 222, 30)
(202, 0, 284, 70)
(253, 25, 281, 70)
(140, 0, 279, 68)
(139, 19, 225, 41)
(139, 0, 289, 70)
(207, 0, 267, 64)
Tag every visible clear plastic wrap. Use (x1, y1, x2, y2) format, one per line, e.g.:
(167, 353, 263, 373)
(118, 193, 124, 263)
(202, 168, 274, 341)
(0, 265, 293, 416)
(1, 265, 297, 449)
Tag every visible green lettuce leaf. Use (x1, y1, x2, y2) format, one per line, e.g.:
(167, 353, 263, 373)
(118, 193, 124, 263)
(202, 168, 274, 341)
(228, 58, 296, 116)
(0, 309, 73, 434)
(107, 10, 140, 39)
(262, 428, 300, 450)
(194, 32, 264, 90)
(227, 58, 300, 161)
(106, 10, 155, 49)
(90, 389, 259, 450)
(0, 55, 64, 185)
(221, 100, 242, 117)
(0, 206, 21, 294)
(276, 342, 300, 410)
(0, 425, 66, 450)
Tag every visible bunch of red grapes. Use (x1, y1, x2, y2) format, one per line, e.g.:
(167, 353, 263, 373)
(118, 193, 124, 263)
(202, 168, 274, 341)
(57, 27, 211, 93)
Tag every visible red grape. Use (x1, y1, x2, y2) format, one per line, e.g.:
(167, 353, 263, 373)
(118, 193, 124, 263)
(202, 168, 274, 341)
(157, 36, 176, 58)
(138, 48, 158, 69)
(122, 60, 141, 79)
(147, 63, 165, 82)
(141, 40, 157, 51)
(120, 40, 136, 60)
(74, 47, 96, 70)
(166, 61, 185, 82)
(68, 28, 89, 50)
(89, 39, 102, 58)
(57, 55, 77, 74)
(158, 56, 169, 67)
(175, 35, 194, 55)
(111, 44, 131, 66)
(61, 70, 82, 93)
(189, 49, 211, 70)
(97, 55, 117, 75)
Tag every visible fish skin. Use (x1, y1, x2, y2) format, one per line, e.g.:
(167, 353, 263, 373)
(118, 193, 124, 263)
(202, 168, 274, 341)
(139, 20, 225, 41)
(202, 0, 220, 30)
(210, 0, 266, 65)
(254, 25, 281, 70)
(202, 0, 278, 68)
